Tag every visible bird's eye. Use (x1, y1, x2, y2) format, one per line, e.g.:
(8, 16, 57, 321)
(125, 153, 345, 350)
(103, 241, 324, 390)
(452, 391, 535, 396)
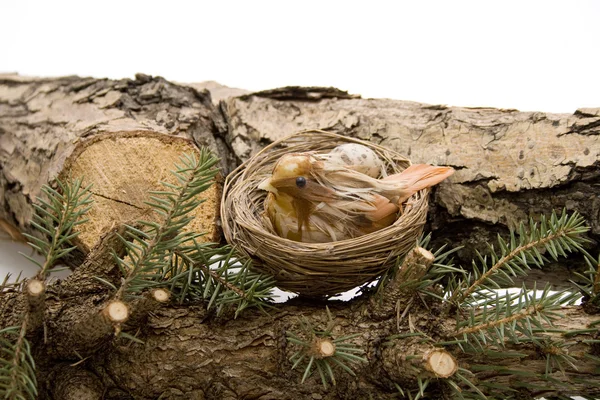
(296, 177, 307, 188)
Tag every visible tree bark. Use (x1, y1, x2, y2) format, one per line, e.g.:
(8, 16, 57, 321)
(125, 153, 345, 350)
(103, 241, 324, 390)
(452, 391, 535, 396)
(1, 244, 599, 399)
(220, 87, 600, 288)
(1, 75, 599, 399)
(0, 74, 228, 263)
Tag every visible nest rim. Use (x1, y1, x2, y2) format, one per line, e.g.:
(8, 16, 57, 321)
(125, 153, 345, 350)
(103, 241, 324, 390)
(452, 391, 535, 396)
(221, 130, 430, 297)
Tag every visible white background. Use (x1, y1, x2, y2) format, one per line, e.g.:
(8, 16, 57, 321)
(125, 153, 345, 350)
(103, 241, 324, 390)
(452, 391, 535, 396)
(1, 0, 599, 280)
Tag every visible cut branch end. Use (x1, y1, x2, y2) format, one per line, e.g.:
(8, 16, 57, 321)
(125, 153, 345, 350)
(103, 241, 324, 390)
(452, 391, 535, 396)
(314, 338, 336, 358)
(423, 349, 458, 378)
(151, 288, 171, 303)
(395, 246, 434, 283)
(26, 279, 45, 297)
(103, 301, 129, 324)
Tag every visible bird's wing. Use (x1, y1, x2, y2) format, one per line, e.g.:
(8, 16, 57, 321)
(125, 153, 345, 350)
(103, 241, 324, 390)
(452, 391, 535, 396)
(362, 194, 399, 222)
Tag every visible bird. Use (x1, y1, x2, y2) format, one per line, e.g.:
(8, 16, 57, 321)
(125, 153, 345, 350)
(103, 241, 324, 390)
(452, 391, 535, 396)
(258, 144, 454, 243)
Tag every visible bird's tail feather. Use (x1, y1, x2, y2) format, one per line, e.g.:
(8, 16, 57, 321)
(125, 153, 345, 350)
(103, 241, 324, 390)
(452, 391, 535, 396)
(384, 164, 454, 203)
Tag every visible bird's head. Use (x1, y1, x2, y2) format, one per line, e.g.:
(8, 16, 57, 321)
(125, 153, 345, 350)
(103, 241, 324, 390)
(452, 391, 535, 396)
(258, 153, 334, 202)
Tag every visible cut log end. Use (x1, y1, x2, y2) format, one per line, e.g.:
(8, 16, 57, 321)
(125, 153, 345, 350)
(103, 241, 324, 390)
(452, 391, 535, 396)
(423, 349, 458, 378)
(60, 131, 221, 253)
(103, 301, 130, 324)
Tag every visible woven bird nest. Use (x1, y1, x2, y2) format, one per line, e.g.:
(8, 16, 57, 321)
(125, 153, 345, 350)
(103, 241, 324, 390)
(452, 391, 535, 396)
(221, 130, 430, 297)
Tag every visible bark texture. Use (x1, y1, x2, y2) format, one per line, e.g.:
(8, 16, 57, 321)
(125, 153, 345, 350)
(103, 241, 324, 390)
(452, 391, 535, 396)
(0, 73, 232, 241)
(221, 87, 600, 287)
(2, 248, 599, 399)
(2, 75, 599, 266)
(1, 75, 599, 399)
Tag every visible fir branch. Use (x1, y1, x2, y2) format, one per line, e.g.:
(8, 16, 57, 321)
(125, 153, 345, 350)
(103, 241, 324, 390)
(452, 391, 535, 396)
(0, 178, 92, 400)
(21, 178, 93, 279)
(113, 150, 219, 299)
(413, 235, 464, 299)
(455, 291, 541, 337)
(97, 149, 275, 317)
(203, 264, 246, 299)
(374, 234, 463, 299)
(1, 273, 23, 293)
(446, 210, 588, 309)
(171, 245, 275, 317)
(287, 312, 366, 388)
(0, 322, 37, 400)
(540, 339, 578, 377)
(572, 250, 600, 308)
(453, 284, 577, 350)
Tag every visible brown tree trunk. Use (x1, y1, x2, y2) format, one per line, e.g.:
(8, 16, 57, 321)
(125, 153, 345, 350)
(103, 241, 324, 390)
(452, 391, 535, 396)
(221, 87, 600, 289)
(1, 74, 599, 399)
(0, 74, 229, 263)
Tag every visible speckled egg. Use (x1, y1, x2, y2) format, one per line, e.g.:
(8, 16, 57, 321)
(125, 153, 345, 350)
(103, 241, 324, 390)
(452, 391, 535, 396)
(329, 143, 384, 178)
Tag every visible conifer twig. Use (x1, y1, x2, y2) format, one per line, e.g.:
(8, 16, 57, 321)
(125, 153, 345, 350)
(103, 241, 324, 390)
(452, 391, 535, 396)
(21, 178, 93, 280)
(171, 246, 275, 317)
(0, 321, 38, 400)
(445, 211, 588, 310)
(287, 312, 366, 389)
(101, 150, 274, 318)
(112, 150, 219, 300)
(454, 302, 544, 337)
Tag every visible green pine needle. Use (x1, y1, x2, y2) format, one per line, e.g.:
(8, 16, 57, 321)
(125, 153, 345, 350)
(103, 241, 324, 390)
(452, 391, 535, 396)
(571, 249, 600, 307)
(101, 149, 275, 316)
(0, 323, 38, 400)
(113, 149, 220, 299)
(446, 210, 588, 309)
(21, 177, 93, 279)
(287, 317, 366, 388)
(170, 245, 275, 317)
(452, 283, 579, 350)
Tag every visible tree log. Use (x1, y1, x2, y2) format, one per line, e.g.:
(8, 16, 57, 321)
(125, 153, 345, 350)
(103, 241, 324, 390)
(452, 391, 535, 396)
(2, 268, 599, 399)
(0, 74, 229, 264)
(2, 75, 599, 264)
(221, 87, 600, 287)
(1, 75, 599, 399)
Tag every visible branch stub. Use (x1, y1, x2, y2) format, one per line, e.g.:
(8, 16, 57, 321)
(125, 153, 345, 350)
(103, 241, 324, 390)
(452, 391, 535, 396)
(103, 301, 130, 324)
(152, 288, 171, 303)
(423, 349, 458, 378)
(26, 279, 46, 296)
(315, 338, 336, 358)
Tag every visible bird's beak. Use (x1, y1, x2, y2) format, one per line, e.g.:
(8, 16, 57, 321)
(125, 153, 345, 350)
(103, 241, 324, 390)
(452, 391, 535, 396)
(258, 178, 278, 194)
